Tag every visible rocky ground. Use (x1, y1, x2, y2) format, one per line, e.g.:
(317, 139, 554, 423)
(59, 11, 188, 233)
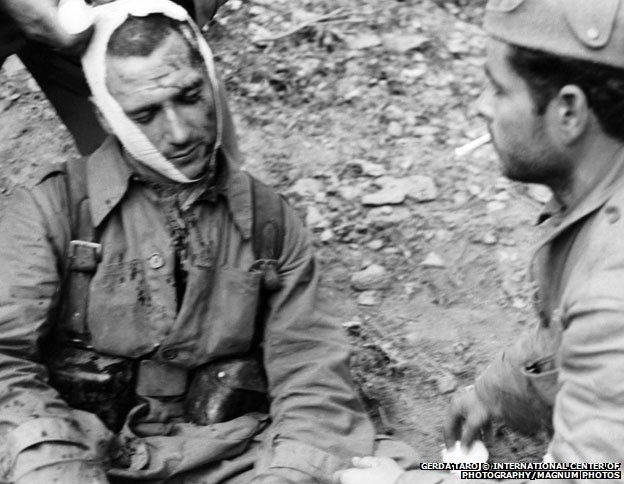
(0, 0, 550, 462)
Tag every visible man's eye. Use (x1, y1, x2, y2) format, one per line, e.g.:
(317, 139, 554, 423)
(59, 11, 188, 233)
(131, 110, 157, 124)
(180, 89, 202, 104)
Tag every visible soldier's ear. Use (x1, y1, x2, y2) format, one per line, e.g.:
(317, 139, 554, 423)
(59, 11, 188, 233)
(552, 84, 590, 145)
(89, 98, 113, 135)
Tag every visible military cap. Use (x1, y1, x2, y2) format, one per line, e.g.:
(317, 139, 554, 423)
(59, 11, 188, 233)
(484, 0, 624, 69)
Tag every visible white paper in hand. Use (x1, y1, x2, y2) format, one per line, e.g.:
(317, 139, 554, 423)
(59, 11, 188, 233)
(442, 440, 489, 465)
(58, 0, 96, 35)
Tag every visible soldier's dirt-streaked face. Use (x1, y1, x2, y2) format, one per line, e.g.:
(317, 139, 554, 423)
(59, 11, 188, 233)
(478, 39, 564, 185)
(106, 30, 217, 180)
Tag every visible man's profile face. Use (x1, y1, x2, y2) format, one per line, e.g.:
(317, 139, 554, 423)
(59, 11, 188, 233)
(478, 39, 564, 185)
(105, 30, 217, 180)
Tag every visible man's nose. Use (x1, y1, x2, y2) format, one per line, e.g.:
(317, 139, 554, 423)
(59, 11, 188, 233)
(164, 106, 191, 145)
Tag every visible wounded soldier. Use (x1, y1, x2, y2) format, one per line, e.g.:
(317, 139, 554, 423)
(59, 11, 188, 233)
(0, 1, 416, 483)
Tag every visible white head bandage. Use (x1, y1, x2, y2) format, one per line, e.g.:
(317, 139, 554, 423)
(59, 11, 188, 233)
(69, 0, 223, 183)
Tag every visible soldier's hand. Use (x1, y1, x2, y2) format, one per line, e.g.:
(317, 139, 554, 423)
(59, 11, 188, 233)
(443, 384, 492, 449)
(1, 0, 93, 53)
(334, 457, 405, 484)
(15, 460, 109, 484)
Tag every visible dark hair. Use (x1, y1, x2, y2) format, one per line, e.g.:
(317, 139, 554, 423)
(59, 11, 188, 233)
(107, 13, 202, 66)
(508, 44, 624, 142)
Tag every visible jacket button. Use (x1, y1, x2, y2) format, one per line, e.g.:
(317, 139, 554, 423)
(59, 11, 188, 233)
(148, 253, 165, 269)
(161, 348, 178, 360)
(605, 206, 620, 224)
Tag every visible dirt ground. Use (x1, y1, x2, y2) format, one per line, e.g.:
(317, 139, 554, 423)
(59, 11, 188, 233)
(0, 0, 550, 463)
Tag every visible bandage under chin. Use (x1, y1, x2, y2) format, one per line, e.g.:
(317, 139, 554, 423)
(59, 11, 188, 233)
(81, 0, 223, 183)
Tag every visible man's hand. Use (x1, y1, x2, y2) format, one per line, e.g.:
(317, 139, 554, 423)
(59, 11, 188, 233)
(334, 457, 405, 484)
(443, 385, 493, 449)
(15, 460, 109, 484)
(0, 0, 93, 52)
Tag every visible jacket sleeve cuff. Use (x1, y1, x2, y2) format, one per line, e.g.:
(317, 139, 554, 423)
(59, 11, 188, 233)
(259, 440, 347, 482)
(6, 417, 87, 463)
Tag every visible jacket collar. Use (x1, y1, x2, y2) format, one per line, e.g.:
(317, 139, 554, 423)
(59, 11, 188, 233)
(86, 136, 253, 240)
(535, 147, 624, 249)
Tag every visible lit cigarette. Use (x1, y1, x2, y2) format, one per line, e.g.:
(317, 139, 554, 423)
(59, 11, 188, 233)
(454, 134, 491, 157)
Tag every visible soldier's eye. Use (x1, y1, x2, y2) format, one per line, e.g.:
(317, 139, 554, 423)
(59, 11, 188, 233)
(180, 88, 202, 104)
(131, 109, 157, 125)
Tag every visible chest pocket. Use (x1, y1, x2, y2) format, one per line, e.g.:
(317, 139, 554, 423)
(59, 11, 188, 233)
(192, 265, 263, 360)
(88, 259, 155, 357)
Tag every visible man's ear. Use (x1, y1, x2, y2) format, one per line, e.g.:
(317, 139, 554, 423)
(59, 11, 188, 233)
(551, 85, 590, 145)
(89, 97, 113, 135)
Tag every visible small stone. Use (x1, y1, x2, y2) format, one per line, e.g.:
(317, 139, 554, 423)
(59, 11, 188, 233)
(481, 231, 498, 245)
(347, 160, 386, 177)
(467, 184, 482, 196)
(406, 175, 437, 202)
(306, 206, 328, 229)
(338, 185, 363, 201)
(367, 239, 385, 251)
(342, 320, 362, 330)
(486, 200, 506, 212)
(320, 229, 334, 243)
(421, 252, 446, 268)
(346, 33, 382, 50)
(411, 126, 440, 137)
(387, 121, 403, 138)
(381, 33, 429, 53)
(287, 178, 322, 197)
(404, 282, 418, 296)
(400, 67, 427, 82)
(527, 184, 551, 204)
(351, 264, 390, 291)
(384, 105, 405, 121)
(362, 189, 406, 206)
(357, 290, 381, 306)
(435, 374, 458, 394)
(366, 206, 412, 224)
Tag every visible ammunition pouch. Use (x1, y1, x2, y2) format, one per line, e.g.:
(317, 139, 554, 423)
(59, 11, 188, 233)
(45, 343, 135, 432)
(45, 343, 269, 431)
(185, 354, 269, 425)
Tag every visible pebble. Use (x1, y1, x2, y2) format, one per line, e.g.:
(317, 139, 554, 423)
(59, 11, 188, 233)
(486, 200, 506, 212)
(357, 290, 382, 306)
(287, 178, 322, 197)
(337, 185, 363, 201)
(376, 176, 438, 202)
(381, 33, 429, 53)
(367, 239, 385, 251)
(362, 188, 406, 206)
(351, 264, 390, 291)
(346, 33, 382, 50)
(306, 206, 329, 229)
(320, 229, 334, 243)
(435, 373, 458, 394)
(387, 121, 404, 138)
(421, 252, 446, 268)
(384, 105, 405, 121)
(481, 231, 498, 245)
(342, 320, 362, 330)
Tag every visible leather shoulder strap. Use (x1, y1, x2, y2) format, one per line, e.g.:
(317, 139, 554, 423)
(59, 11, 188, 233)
(249, 174, 285, 261)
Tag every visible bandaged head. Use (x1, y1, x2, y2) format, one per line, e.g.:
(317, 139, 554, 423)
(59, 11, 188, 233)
(75, 0, 223, 183)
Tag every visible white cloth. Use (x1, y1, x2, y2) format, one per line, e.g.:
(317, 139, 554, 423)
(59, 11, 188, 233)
(73, 0, 223, 183)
